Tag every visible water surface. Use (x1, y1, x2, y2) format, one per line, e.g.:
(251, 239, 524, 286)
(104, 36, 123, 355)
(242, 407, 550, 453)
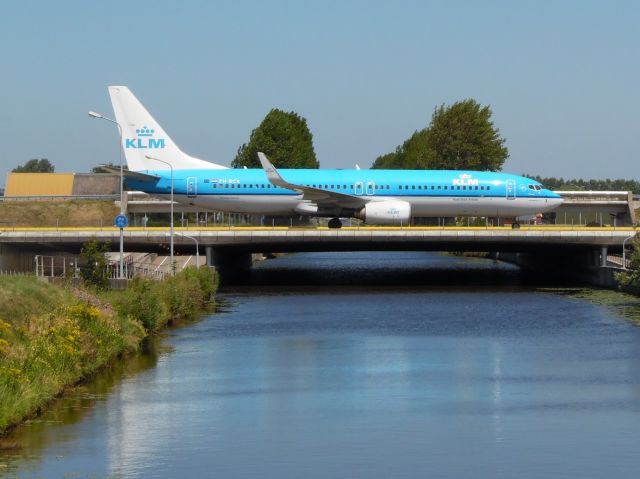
(2, 252, 640, 478)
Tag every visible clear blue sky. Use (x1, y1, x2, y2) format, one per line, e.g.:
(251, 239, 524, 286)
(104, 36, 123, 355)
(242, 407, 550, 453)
(1, 0, 638, 182)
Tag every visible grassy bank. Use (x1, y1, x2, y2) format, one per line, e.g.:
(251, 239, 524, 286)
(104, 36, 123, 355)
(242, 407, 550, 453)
(0, 200, 118, 228)
(0, 267, 217, 433)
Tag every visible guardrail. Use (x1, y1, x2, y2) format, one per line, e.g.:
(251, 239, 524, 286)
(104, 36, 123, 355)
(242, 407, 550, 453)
(3, 225, 638, 233)
(607, 254, 632, 269)
(34, 254, 173, 281)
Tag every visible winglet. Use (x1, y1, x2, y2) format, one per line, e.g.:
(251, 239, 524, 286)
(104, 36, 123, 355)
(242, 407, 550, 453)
(257, 152, 290, 189)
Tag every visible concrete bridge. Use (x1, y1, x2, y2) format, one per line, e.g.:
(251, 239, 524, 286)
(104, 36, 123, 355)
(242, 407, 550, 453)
(0, 225, 636, 252)
(1, 226, 636, 277)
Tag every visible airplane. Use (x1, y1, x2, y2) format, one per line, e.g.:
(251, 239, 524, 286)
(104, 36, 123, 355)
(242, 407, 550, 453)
(106, 86, 563, 228)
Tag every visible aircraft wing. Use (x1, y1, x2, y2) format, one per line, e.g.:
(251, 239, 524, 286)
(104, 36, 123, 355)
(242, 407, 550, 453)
(257, 152, 366, 209)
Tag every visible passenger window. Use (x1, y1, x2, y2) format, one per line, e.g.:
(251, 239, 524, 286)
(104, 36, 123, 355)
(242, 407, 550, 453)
(487, 186, 491, 190)
(431, 186, 435, 190)
(463, 186, 466, 190)
(444, 186, 447, 190)
(399, 185, 403, 190)
(437, 185, 442, 190)
(412, 185, 415, 190)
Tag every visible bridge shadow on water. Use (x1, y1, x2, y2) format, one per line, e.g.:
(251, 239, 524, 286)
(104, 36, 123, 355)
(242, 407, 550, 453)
(221, 251, 583, 291)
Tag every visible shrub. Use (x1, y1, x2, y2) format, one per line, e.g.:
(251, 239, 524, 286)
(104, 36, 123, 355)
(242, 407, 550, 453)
(112, 278, 167, 332)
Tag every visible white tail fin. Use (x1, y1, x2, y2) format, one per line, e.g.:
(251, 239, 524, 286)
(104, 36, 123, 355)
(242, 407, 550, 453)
(108, 86, 228, 171)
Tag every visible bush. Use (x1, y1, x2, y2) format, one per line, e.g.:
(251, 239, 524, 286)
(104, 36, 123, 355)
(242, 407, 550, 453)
(616, 234, 640, 296)
(112, 278, 167, 332)
(80, 239, 110, 290)
(161, 267, 218, 323)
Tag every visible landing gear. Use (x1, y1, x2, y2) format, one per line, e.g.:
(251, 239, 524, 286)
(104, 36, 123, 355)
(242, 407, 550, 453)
(511, 222, 521, 229)
(328, 218, 342, 229)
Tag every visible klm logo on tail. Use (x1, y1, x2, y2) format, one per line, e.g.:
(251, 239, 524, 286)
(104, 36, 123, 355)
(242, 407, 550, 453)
(125, 126, 166, 149)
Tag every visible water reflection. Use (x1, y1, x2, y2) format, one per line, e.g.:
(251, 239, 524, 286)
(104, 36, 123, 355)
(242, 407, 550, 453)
(3, 252, 640, 479)
(0, 336, 163, 477)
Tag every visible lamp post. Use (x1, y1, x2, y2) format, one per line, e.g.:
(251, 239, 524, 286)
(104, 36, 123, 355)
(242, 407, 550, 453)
(88, 111, 125, 279)
(622, 234, 636, 269)
(175, 232, 199, 268)
(145, 155, 174, 275)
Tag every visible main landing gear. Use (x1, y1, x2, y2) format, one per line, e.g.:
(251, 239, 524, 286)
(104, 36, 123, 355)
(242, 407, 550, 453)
(328, 218, 343, 229)
(511, 222, 521, 229)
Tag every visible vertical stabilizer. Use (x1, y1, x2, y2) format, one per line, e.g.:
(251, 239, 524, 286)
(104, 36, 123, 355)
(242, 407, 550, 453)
(108, 86, 228, 171)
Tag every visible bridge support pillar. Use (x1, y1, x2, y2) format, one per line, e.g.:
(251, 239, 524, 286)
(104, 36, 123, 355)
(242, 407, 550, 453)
(600, 246, 608, 268)
(205, 246, 214, 267)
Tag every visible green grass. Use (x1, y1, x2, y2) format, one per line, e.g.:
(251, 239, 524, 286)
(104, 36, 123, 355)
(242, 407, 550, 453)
(0, 200, 118, 228)
(0, 267, 218, 433)
(539, 287, 640, 326)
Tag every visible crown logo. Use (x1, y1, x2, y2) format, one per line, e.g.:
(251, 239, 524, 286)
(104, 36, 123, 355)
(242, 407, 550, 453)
(136, 126, 154, 137)
(459, 174, 472, 179)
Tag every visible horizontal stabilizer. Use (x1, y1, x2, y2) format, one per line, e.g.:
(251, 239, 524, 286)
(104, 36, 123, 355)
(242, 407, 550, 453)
(96, 165, 160, 183)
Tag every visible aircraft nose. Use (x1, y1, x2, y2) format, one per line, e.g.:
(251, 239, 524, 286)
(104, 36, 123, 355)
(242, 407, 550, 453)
(550, 192, 564, 208)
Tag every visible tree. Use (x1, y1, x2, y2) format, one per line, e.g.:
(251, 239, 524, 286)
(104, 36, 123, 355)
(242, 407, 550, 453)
(616, 234, 640, 295)
(80, 239, 110, 290)
(372, 130, 433, 169)
(428, 100, 508, 171)
(232, 109, 319, 168)
(372, 99, 508, 171)
(12, 158, 55, 173)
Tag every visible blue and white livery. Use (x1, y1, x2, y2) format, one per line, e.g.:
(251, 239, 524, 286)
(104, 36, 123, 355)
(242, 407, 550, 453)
(108, 86, 563, 227)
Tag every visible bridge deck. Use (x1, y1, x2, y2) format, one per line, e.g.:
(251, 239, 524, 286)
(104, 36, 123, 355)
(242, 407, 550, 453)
(1, 226, 637, 253)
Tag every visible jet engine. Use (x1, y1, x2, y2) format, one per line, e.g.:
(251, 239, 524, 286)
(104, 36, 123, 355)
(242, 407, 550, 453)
(355, 200, 411, 225)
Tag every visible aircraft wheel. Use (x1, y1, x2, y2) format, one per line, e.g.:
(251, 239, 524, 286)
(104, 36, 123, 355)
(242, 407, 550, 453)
(328, 218, 342, 229)
(511, 222, 521, 229)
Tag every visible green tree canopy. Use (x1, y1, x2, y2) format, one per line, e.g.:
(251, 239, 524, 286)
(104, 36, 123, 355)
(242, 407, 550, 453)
(12, 158, 54, 173)
(524, 175, 640, 194)
(232, 109, 319, 169)
(372, 99, 508, 171)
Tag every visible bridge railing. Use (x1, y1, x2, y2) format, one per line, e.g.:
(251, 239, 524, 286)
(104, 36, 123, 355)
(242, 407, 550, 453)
(34, 255, 81, 278)
(607, 254, 632, 269)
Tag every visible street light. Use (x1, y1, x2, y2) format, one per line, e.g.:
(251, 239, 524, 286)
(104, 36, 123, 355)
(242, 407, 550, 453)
(88, 110, 125, 279)
(622, 234, 636, 269)
(145, 155, 175, 275)
(175, 232, 199, 268)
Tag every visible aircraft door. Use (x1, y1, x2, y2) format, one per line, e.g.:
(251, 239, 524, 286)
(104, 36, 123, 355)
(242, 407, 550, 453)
(187, 177, 197, 198)
(355, 181, 364, 195)
(366, 182, 375, 195)
(505, 179, 516, 200)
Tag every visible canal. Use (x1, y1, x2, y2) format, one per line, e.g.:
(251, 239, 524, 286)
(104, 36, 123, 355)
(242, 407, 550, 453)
(2, 252, 640, 478)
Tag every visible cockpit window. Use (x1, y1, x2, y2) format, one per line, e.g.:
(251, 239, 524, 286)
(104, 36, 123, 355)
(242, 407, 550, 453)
(528, 184, 543, 191)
